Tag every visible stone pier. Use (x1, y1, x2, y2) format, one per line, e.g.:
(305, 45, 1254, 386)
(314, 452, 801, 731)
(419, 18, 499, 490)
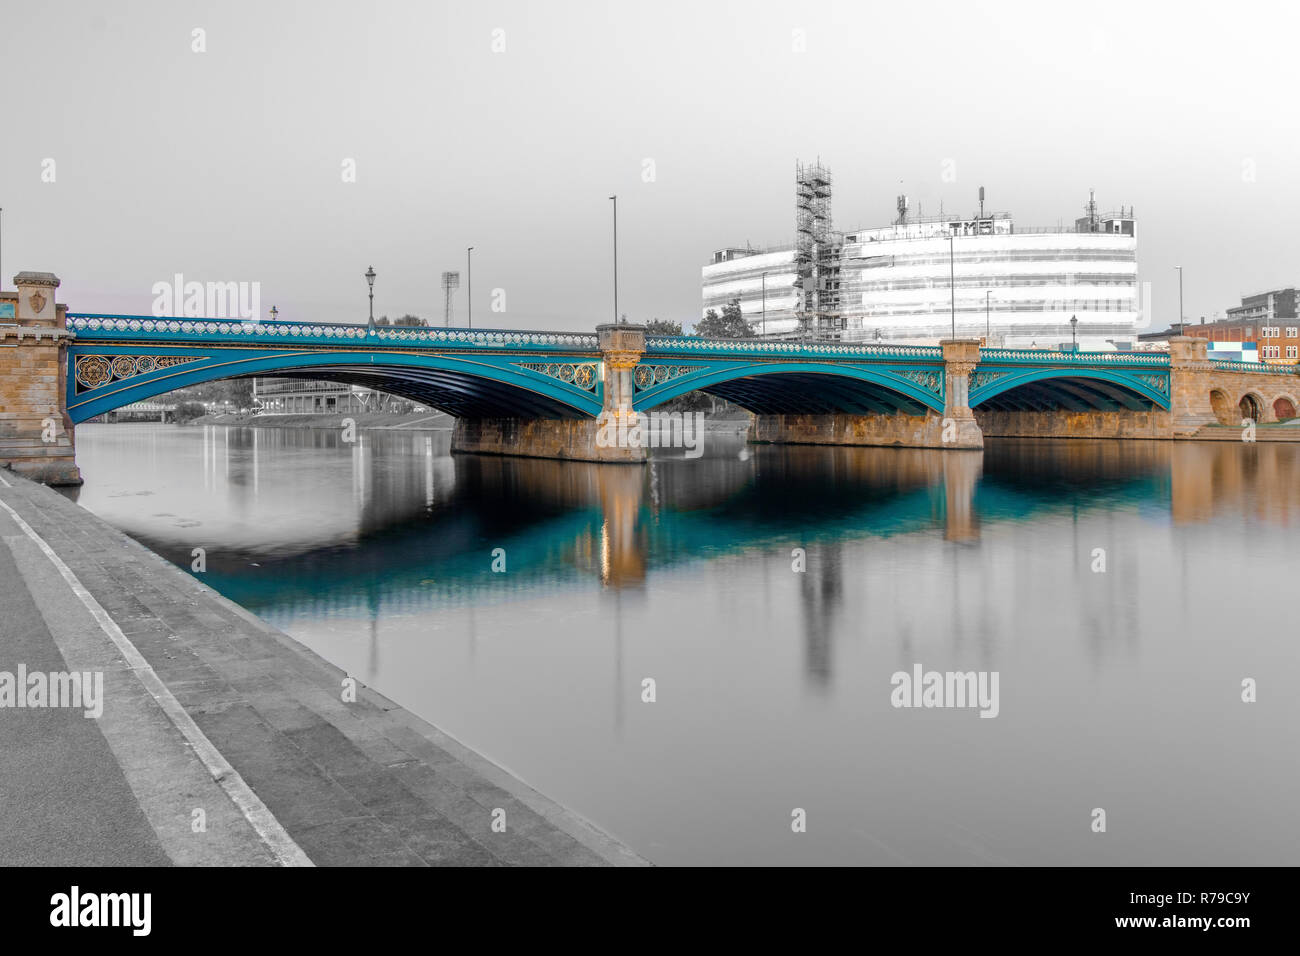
(451, 322, 648, 463)
(0, 272, 82, 485)
(747, 339, 985, 450)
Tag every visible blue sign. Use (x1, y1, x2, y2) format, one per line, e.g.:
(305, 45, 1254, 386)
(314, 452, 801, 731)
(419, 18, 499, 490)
(0, 302, 14, 319)
(1208, 341, 1258, 363)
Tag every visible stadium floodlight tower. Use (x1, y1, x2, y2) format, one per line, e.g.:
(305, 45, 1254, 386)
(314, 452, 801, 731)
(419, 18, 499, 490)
(441, 271, 461, 327)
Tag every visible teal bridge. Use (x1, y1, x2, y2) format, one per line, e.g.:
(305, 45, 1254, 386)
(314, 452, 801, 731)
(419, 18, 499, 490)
(8, 268, 1294, 485)
(65, 313, 1178, 423)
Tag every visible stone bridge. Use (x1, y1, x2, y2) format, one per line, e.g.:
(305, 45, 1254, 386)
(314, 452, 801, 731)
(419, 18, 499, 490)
(2, 270, 1297, 484)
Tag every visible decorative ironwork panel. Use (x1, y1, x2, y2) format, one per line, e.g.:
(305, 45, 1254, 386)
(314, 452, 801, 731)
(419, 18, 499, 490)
(970, 370, 1014, 392)
(633, 364, 706, 390)
(1133, 373, 1170, 394)
(897, 368, 942, 398)
(74, 353, 203, 392)
(515, 362, 599, 391)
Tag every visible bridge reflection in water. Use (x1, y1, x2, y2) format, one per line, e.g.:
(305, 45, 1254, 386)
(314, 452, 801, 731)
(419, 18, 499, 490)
(67, 425, 1300, 685)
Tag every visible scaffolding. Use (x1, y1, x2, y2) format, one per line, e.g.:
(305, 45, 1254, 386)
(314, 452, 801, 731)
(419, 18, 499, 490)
(441, 271, 460, 327)
(795, 160, 842, 340)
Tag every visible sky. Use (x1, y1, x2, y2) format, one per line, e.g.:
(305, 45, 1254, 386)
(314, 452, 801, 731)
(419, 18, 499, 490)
(2, 0, 1298, 331)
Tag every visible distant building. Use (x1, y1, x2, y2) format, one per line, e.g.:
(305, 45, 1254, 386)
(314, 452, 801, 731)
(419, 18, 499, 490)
(702, 178, 1141, 350)
(1226, 287, 1297, 326)
(1147, 294, 1300, 364)
(252, 379, 370, 414)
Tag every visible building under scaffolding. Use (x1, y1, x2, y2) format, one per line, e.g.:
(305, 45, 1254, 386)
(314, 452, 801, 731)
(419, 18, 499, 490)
(702, 175, 1141, 350)
(795, 161, 842, 339)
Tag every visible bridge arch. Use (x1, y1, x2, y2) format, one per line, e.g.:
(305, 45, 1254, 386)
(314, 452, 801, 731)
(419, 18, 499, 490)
(1239, 391, 1264, 423)
(630, 362, 944, 416)
(970, 367, 1169, 412)
(66, 347, 604, 423)
(1273, 395, 1297, 422)
(1209, 388, 1237, 425)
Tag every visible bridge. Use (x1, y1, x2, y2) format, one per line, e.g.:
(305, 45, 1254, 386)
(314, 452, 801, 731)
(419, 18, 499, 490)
(97, 401, 178, 423)
(2, 270, 1297, 485)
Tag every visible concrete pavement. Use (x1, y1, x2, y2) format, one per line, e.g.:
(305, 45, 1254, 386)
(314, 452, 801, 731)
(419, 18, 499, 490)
(0, 537, 172, 866)
(0, 468, 647, 867)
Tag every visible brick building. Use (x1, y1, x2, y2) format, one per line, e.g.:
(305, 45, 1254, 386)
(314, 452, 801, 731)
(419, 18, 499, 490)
(1142, 287, 1300, 364)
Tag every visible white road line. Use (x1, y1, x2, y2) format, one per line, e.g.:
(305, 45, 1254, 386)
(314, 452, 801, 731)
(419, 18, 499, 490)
(0, 491, 313, 867)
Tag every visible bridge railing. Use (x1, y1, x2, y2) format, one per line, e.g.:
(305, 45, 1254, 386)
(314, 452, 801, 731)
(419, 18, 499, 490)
(66, 315, 600, 351)
(65, 314, 1296, 376)
(644, 336, 945, 359)
(1207, 358, 1298, 376)
(978, 348, 1170, 367)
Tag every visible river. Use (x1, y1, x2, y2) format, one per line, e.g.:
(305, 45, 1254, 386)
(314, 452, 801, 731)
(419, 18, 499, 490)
(63, 422, 1300, 865)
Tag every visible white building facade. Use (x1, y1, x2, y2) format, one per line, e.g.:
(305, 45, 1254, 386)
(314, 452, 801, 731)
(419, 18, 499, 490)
(700, 247, 801, 335)
(702, 201, 1141, 350)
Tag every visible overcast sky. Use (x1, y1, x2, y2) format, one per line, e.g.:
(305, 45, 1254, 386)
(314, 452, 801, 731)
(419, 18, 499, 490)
(3, 0, 1297, 331)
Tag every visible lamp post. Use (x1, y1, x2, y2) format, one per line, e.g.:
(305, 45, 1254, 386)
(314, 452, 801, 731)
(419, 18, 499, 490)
(270, 305, 278, 323)
(761, 272, 767, 338)
(1176, 265, 1184, 334)
(985, 290, 991, 343)
(609, 195, 619, 323)
(364, 266, 376, 329)
(1070, 314, 1078, 352)
(467, 247, 474, 329)
(948, 235, 956, 339)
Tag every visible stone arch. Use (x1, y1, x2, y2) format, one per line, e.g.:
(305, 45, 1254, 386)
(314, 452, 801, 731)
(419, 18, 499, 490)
(1238, 392, 1263, 423)
(1273, 395, 1297, 422)
(1209, 389, 1237, 426)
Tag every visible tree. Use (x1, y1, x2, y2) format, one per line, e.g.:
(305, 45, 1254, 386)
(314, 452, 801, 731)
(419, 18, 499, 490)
(694, 299, 754, 338)
(174, 401, 208, 423)
(644, 319, 682, 335)
(224, 378, 255, 412)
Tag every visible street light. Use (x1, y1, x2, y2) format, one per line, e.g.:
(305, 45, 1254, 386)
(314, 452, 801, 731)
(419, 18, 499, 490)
(466, 248, 474, 329)
(364, 266, 376, 329)
(270, 305, 278, 322)
(1176, 265, 1185, 334)
(761, 272, 767, 338)
(609, 195, 619, 323)
(1070, 314, 1078, 352)
(985, 290, 991, 343)
(948, 235, 956, 339)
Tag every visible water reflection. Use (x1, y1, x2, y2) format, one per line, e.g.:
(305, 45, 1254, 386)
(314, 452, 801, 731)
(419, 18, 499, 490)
(66, 425, 1300, 865)
(66, 427, 1300, 684)
(68, 428, 1300, 679)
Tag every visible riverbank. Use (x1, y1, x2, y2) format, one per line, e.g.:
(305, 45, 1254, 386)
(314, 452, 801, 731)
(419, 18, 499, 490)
(1190, 421, 1300, 441)
(0, 468, 648, 867)
(194, 411, 455, 430)
(192, 409, 754, 432)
